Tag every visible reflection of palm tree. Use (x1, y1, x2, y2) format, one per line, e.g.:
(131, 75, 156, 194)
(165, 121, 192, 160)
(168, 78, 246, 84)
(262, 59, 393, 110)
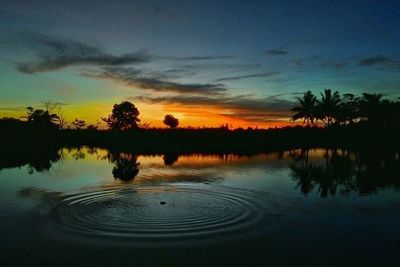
(290, 149, 354, 197)
(318, 89, 341, 125)
(291, 91, 317, 125)
(291, 163, 315, 195)
(290, 149, 315, 195)
(290, 149, 400, 197)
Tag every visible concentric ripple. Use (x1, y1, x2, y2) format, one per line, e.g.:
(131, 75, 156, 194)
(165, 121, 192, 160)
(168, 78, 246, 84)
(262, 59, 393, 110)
(50, 185, 269, 244)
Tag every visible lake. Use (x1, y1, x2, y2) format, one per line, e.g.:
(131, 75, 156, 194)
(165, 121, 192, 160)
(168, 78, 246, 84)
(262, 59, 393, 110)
(1, 147, 399, 266)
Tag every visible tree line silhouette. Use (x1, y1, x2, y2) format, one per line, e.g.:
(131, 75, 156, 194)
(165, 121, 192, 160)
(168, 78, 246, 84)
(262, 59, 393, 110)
(292, 89, 400, 126)
(1, 90, 400, 154)
(1, 88, 399, 131)
(11, 100, 180, 131)
(4, 90, 399, 131)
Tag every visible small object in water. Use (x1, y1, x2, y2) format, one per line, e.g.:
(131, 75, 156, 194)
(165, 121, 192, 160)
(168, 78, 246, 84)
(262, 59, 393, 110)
(160, 201, 166, 205)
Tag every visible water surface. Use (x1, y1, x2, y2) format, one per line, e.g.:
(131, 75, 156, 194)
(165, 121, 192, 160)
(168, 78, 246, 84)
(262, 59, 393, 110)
(1, 147, 399, 266)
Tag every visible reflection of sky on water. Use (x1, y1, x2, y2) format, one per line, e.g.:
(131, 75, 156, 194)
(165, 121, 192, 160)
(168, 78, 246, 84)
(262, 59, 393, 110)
(1, 147, 400, 209)
(0, 147, 400, 266)
(0, 148, 307, 205)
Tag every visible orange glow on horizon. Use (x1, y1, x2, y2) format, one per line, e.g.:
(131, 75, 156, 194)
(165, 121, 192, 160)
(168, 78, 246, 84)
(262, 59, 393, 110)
(0, 100, 300, 129)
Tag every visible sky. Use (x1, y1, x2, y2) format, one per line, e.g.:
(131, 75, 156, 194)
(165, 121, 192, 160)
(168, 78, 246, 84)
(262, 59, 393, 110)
(0, 0, 399, 128)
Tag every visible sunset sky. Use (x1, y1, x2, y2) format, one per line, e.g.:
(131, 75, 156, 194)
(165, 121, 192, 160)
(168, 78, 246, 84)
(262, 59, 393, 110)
(0, 0, 399, 128)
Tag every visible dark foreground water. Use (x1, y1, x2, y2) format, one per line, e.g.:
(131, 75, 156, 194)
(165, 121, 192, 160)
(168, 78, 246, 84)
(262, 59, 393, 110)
(1, 147, 399, 266)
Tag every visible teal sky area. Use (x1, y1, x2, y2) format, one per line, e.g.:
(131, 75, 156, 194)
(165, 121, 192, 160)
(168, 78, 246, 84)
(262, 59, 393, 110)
(1, 0, 399, 127)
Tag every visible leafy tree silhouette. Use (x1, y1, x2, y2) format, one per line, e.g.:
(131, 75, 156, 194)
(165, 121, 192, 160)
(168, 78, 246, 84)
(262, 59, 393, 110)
(102, 101, 140, 130)
(25, 106, 59, 129)
(163, 114, 179, 128)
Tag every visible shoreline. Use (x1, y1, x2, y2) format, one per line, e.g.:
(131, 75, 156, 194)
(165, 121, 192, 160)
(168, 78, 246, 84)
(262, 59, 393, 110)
(2, 124, 400, 154)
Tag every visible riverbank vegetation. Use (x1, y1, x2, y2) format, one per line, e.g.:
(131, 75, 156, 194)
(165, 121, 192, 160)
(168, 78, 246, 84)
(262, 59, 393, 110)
(1, 90, 399, 153)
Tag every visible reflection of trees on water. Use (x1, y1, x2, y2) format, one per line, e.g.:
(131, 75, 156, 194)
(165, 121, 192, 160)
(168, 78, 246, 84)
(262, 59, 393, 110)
(2, 146, 400, 195)
(0, 147, 63, 174)
(163, 154, 179, 166)
(290, 149, 400, 197)
(108, 153, 140, 182)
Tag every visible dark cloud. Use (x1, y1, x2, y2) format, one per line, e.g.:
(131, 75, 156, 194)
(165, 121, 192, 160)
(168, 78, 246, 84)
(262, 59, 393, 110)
(11, 32, 234, 74)
(316, 57, 349, 69)
(291, 55, 320, 67)
(284, 37, 323, 47)
(359, 55, 391, 66)
(132, 94, 295, 121)
(93, 67, 226, 95)
(175, 63, 263, 73)
(215, 72, 279, 82)
(265, 38, 322, 57)
(11, 32, 237, 95)
(291, 54, 400, 70)
(291, 55, 349, 69)
(14, 33, 150, 74)
(265, 49, 288, 56)
(320, 62, 349, 69)
(165, 55, 234, 61)
(358, 55, 400, 68)
(218, 112, 289, 123)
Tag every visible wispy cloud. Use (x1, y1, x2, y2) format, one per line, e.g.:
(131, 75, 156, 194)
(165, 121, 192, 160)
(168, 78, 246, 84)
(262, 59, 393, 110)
(9, 32, 239, 95)
(132, 94, 295, 122)
(215, 72, 279, 82)
(290, 54, 400, 71)
(164, 55, 234, 61)
(358, 55, 400, 68)
(13, 33, 150, 74)
(9, 32, 234, 74)
(291, 55, 349, 69)
(265, 38, 322, 56)
(89, 66, 227, 95)
(265, 49, 288, 56)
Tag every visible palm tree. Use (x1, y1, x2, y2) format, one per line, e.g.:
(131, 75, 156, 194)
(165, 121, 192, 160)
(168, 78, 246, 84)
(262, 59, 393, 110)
(291, 91, 317, 125)
(318, 89, 341, 125)
(359, 93, 383, 123)
(337, 93, 360, 125)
